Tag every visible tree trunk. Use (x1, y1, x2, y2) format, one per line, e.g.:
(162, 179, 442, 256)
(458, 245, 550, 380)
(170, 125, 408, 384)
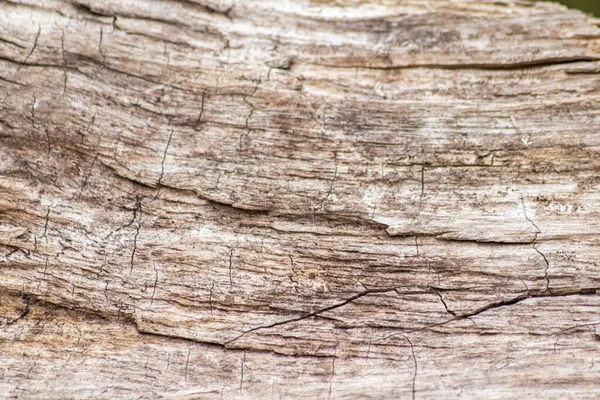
(1, 0, 600, 398)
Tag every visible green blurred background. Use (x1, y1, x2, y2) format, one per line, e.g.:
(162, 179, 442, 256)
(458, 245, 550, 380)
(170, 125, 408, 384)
(538, 0, 599, 16)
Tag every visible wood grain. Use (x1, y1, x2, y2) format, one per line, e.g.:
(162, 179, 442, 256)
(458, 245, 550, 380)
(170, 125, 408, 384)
(1, 0, 600, 398)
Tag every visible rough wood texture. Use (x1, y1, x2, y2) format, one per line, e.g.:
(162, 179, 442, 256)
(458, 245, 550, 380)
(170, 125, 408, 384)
(2, 0, 600, 398)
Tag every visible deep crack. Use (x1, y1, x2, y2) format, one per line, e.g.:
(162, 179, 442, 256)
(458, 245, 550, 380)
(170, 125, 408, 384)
(224, 288, 396, 346)
(6, 295, 31, 325)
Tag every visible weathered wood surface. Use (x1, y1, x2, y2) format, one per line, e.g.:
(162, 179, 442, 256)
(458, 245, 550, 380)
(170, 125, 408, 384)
(1, 0, 600, 398)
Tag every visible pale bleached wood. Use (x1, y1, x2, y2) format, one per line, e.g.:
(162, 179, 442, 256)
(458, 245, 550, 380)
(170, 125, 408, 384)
(1, 0, 600, 398)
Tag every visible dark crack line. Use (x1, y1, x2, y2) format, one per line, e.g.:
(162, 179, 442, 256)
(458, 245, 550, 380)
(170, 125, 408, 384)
(76, 155, 97, 201)
(414, 236, 419, 257)
(43, 127, 51, 161)
(214, 170, 222, 190)
(130, 227, 142, 274)
(318, 162, 338, 214)
(134, 320, 338, 359)
(0, 75, 25, 86)
(209, 280, 215, 316)
(99, 27, 105, 61)
(537, 247, 550, 290)
(14, 290, 599, 364)
(228, 248, 234, 285)
(97, 253, 108, 279)
(310, 56, 600, 72)
(61, 30, 67, 95)
(398, 333, 417, 400)
(521, 197, 542, 235)
(3, 247, 21, 260)
(266, 59, 293, 80)
(0, 53, 175, 90)
(243, 80, 260, 128)
(195, 89, 207, 129)
(419, 165, 425, 211)
(104, 195, 142, 239)
(245, 109, 254, 130)
(367, 288, 600, 348)
(288, 253, 300, 292)
(239, 351, 246, 395)
(239, 82, 259, 152)
(23, 25, 40, 63)
(521, 197, 550, 291)
(433, 236, 536, 245)
(36, 257, 49, 292)
(370, 331, 418, 397)
(156, 128, 174, 194)
(328, 347, 337, 399)
(129, 196, 143, 274)
(224, 288, 396, 346)
(552, 321, 600, 336)
(42, 207, 51, 237)
(95, 156, 271, 213)
(425, 287, 600, 332)
(184, 348, 191, 382)
(6, 296, 30, 325)
(86, 112, 97, 135)
(0, 36, 26, 49)
(151, 262, 158, 306)
(433, 291, 456, 316)
(373, 290, 598, 394)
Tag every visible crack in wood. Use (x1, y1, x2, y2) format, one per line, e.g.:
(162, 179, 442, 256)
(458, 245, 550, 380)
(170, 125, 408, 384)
(156, 127, 174, 193)
(521, 197, 550, 291)
(23, 25, 40, 63)
(129, 196, 143, 274)
(310, 57, 600, 72)
(224, 288, 397, 346)
(6, 295, 30, 326)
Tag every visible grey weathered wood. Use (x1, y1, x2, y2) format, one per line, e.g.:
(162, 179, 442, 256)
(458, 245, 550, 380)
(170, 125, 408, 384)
(1, 0, 600, 398)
